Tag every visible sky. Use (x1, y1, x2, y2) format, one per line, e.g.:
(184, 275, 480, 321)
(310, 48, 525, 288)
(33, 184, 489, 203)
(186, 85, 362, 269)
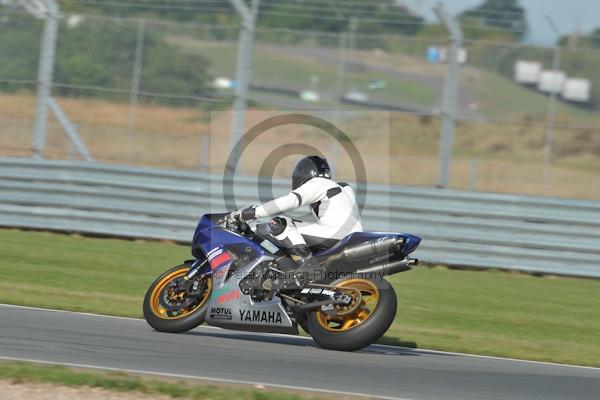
(410, 0, 599, 45)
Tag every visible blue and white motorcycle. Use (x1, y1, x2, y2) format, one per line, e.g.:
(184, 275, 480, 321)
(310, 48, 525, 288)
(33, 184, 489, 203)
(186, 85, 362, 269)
(143, 213, 420, 351)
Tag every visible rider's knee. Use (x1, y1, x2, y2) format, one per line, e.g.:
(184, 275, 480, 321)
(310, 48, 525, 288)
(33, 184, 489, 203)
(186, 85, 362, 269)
(269, 216, 289, 237)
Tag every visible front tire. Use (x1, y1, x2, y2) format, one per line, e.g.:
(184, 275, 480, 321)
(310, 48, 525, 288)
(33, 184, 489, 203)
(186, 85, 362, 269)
(306, 278, 397, 351)
(143, 263, 212, 333)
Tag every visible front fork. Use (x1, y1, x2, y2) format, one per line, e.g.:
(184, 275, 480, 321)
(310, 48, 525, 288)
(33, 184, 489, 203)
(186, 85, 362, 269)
(184, 258, 209, 280)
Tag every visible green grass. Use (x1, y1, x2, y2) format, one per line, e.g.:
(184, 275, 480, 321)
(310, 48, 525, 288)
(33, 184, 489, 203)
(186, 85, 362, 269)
(1, 229, 599, 367)
(189, 44, 436, 107)
(467, 71, 599, 123)
(0, 229, 186, 316)
(190, 40, 600, 123)
(386, 267, 600, 366)
(194, 40, 599, 125)
(0, 361, 320, 400)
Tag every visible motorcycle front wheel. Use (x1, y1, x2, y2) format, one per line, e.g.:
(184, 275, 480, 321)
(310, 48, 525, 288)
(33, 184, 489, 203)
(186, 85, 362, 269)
(306, 277, 397, 351)
(143, 263, 212, 333)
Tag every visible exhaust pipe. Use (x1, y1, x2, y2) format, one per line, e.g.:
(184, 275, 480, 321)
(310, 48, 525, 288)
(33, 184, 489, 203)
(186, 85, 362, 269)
(326, 236, 404, 266)
(356, 257, 418, 277)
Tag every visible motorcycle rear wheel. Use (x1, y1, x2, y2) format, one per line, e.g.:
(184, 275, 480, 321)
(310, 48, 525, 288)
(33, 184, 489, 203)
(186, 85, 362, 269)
(143, 263, 212, 333)
(306, 277, 396, 351)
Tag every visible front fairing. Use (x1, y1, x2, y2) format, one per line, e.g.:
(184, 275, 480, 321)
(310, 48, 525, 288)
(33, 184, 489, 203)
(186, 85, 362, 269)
(191, 214, 265, 259)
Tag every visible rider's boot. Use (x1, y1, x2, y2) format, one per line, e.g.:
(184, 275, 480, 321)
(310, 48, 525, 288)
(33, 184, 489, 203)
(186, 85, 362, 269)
(266, 245, 326, 291)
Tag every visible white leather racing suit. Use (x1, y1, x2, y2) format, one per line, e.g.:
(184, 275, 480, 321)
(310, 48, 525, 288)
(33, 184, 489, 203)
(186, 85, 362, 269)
(253, 177, 363, 247)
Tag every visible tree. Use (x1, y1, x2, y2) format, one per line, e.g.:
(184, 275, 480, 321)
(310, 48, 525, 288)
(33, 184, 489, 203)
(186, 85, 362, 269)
(591, 27, 600, 48)
(58, 0, 424, 37)
(0, 12, 214, 106)
(459, 0, 528, 41)
(258, 0, 424, 36)
(556, 27, 600, 49)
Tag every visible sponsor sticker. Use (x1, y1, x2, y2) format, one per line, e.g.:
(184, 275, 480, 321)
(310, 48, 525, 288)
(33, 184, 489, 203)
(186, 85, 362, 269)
(213, 289, 240, 304)
(300, 288, 336, 297)
(207, 247, 232, 271)
(209, 307, 233, 320)
(207, 247, 222, 260)
(239, 309, 283, 324)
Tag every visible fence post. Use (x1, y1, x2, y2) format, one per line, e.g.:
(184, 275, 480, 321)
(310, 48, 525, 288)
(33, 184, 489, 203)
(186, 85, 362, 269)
(543, 16, 562, 191)
(330, 31, 348, 173)
(32, 0, 59, 159)
(433, 2, 462, 189)
(127, 18, 146, 162)
(48, 98, 93, 161)
(226, 0, 260, 173)
(330, 18, 357, 172)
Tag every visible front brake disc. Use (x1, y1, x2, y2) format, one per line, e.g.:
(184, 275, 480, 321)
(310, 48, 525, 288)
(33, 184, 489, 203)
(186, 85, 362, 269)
(159, 280, 196, 312)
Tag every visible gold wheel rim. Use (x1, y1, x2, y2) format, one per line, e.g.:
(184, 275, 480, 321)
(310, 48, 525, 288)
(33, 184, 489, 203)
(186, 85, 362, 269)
(149, 267, 212, 320)
(315, 278, 380, 332)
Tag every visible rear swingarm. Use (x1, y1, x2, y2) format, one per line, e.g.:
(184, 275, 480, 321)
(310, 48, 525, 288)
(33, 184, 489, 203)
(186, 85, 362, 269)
(295, 298, 350, 313)
(292, 285, 354, 317)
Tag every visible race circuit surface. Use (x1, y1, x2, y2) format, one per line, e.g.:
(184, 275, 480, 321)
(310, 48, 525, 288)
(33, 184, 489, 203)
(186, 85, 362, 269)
(0, 304, 598, 400)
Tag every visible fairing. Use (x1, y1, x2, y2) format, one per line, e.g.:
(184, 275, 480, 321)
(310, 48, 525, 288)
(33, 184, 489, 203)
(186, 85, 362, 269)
(191, 214, 296, 334)
(192, 213, 265, 260)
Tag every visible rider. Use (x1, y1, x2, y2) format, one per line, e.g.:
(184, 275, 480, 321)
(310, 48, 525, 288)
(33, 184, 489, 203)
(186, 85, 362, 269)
(229, 156, 363, 289)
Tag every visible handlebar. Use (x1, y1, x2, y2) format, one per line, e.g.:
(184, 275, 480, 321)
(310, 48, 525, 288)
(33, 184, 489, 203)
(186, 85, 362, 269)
(220, 214, 252, 235)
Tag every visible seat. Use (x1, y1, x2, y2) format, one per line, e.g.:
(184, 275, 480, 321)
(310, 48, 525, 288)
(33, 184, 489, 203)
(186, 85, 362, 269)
(304, 235, 340, 254)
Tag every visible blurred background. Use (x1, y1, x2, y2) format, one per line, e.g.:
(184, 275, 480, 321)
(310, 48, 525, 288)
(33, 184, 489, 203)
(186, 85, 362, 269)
(1, 0, 599, 199)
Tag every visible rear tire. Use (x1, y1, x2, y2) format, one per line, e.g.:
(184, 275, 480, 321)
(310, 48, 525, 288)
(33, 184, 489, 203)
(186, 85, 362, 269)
(143, 263, 212, 333)
(306, 278, 396, 351)
(298, 313, 310, 334)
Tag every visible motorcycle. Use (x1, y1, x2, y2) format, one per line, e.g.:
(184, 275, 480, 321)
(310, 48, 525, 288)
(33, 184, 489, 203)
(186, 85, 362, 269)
(143, 212, 421, 351)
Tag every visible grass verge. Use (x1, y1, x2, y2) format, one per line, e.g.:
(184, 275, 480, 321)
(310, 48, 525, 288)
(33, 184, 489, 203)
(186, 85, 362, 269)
(183, 44, 437, 108)
(1, 229, 599, 367)
(0, 361, 322, 400)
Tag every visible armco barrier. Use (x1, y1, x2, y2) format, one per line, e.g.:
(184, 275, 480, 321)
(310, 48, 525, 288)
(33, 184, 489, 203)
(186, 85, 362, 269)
(1, 158, 599, 277)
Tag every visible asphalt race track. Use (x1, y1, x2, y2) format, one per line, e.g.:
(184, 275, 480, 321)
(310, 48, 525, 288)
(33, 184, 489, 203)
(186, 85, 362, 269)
(0, 304, 598, 400)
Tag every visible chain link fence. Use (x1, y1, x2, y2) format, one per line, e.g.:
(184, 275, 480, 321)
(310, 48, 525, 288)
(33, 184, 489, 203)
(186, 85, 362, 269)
(1, 7, 599, 199)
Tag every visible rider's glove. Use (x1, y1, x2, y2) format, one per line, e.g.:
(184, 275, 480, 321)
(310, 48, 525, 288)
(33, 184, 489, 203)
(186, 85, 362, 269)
(227, 210, 242, 224)
(228, 206, 256, 224)
(240, 206, 256, 221)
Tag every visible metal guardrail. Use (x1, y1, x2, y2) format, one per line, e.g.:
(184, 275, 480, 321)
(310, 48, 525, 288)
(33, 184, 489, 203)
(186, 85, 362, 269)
(1, 157, 599, 278)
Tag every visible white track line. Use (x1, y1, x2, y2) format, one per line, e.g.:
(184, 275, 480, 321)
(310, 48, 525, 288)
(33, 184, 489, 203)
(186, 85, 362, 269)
(2, 303, 599, 371)
(0, 355, 411, 400)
